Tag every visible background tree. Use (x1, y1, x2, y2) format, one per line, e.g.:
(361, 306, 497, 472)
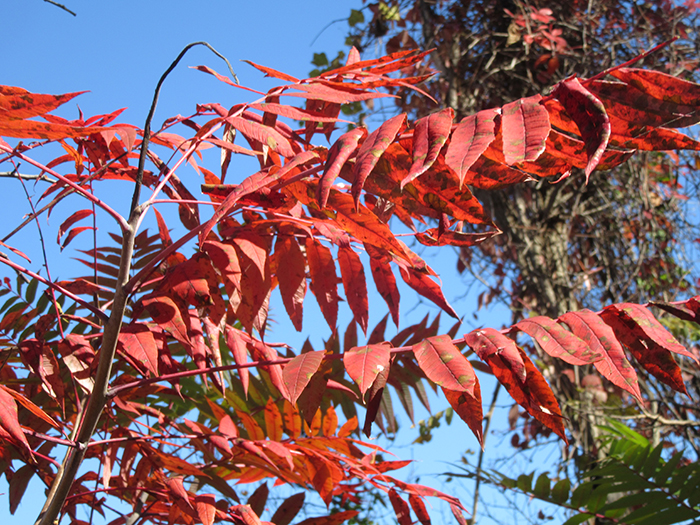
(1, 23, 700, 525)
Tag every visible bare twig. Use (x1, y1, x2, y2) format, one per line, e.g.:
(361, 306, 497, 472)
(130, 41, 238, 215)
(42, 0, 76, 16)
(0, 171, 57, 183)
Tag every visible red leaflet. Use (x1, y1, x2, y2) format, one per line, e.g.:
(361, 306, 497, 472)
(559, 309, 643, 403)
(318, 126, 367, 209)
(143, 294, 190, 346)
(270, 492, 305, 525)
(366, 246, 400, 327)
(337, 245, 369, 334)
(501, 94, 550, 165)
(344, 342, 392, 397)
(652, 296, 700, 324)
(363, 356, 392, 436)
(56, 278, 103, 295)
(274, 234, 306, 331)
(553, 78, 610, 181)
(443, 385, 484, 447)
(57, 209, 93, 245)
(60, 226, 94, 250)
(233, 232, 271, 333)
(465, 328, 566, 442)
(515, 316, 602, 366)
(226, 115, 295, 158)
(352, 114, 407, 208)
(225, 326, 250, 396)
(0, 119, 102, 140)
(283, 350, 326, 405)
(247, 482, 269, 518)
(322, 406, 338, 436)
(230, 504, 262, 525)
(603, 303, 698, 363)
(445, 108, 498, 187)
(388, 489, 413, 525)
(401, 108, 454, 188)
(19, 339, 65, 403)
(282, 82, 393, 104)
(451, 504, 468, 525)
(415, 228, 500, 247)
(408, 493, 431, 525)
(243, 60, 300, 82)
(153, 207, 172, 246)
(304, 237, 339, 329)
(608, 67, 700, 107)
(9, 465, 33, 515)
(248, 103, 341, 123)
(413, 335, 476, 395)
(166, 476, 191, 506)
(600, 303, 696, 394)
(0, 386, 33, 456)
(119, 324, 159, 377)
(399, 267, 458, 318)
(0, 91, 85, 119)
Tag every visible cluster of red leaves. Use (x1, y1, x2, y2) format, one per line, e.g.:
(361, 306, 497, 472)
(1, 47, 700, 525)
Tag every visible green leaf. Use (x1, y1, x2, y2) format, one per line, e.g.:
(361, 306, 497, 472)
(642, 443, 664, 478)
(534, 473, 551, 500)
(570, 481, 593, 509)
(655, 451, 684, 486)
(551, 479, 570, 505)
(348, 9, 364, 27)
(562, 512, 595, 525)
(312, 53, 329, 68)
(25, 279, 38, 304)
(517, 472, 534, 493)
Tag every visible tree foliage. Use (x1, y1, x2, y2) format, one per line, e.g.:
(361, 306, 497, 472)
(0, 37, 700, 525)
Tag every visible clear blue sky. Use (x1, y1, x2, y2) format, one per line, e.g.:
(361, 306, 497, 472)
(1, 2, 532, 524)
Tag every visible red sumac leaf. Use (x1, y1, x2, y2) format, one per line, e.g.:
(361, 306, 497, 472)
(443, 384, 484, 447)
(501, 94, 550, 165)
(559, 309, 642, 403)
(408, 493, 432, 525)
(247, 483, 269, 518)
(119, 323, 159, 377)
(9, 464, 33, 515)
(264, 398, 283, 442)
(270, 492, 305, 525)
(0, 386, 33, 457)
(283, 350, 326, 405)
(465, 328, 566, 442)
(600, 303, 694, 394)
(230, 503, 262, 525)
(401, 107, 454, 188)
(388, 489, 413, 525)
(337, 245, 368, 334)
(445, 108, 498, 187)
(608, 67, 700, 107)
(57, 209, 93, 245)
(61, 226, 94, 250)
(352, 113, 407, 207)
(553, 78, 610, 180)
(318, 126, 367, 208)
(413, 335, 476, 394)
(399, 266, 458, 318)
(274, 234, 306, 332)
(305, 237, 338, 329)
(515, 316, 601, 366)
(344, 342, 392, 397)
(366, 245, 400, 326)
(226, 115, 295, 158)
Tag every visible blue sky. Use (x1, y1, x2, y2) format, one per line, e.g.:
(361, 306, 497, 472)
(1, 1, 526, 523)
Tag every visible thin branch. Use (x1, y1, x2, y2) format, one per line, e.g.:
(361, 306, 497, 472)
(16, 168, 66, 338)
(470, 382, 500, 525)
(42, 0, 76, 16)
(130, 41, 238, 215)
(0, 171, 57, 183)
